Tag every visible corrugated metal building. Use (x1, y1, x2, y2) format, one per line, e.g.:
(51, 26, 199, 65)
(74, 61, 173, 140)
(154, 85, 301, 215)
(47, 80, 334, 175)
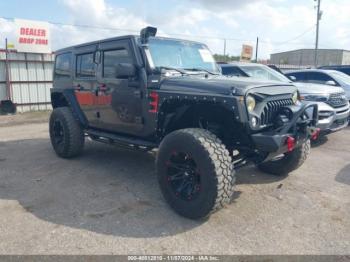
(0, 50, 54, 113)
(270, 49, 350, 67)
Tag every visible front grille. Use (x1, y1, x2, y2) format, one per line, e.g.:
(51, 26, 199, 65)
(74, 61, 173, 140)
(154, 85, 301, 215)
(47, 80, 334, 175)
(260, 98, 294, 126)
(327, 92, 348, 108)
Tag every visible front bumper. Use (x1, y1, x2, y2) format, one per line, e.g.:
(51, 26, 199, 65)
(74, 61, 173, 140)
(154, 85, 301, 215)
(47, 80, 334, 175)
(251, 102, 318, 160)
(317, 103, 350, 134)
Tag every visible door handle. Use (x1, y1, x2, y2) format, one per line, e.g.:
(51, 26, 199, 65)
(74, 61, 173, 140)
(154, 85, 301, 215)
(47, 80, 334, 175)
(99, 84, 108, 92)
(94, 84, 109, 95)
(75, 84, 84, 91)
(134, 90, 142, 98)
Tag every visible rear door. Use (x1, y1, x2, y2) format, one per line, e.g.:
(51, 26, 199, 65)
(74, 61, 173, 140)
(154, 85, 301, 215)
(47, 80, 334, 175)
(95, 39, 143, 134)
(73, 44, 99, 127)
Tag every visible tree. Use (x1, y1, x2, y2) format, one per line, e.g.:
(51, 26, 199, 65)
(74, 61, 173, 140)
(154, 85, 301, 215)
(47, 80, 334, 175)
(213, 54, 241, 63)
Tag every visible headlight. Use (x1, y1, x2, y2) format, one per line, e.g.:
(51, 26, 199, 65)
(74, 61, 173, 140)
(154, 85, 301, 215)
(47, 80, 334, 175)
(246, 95, 256, 112)
(299, 94, 329, 102)
(292, 91, 298, 104)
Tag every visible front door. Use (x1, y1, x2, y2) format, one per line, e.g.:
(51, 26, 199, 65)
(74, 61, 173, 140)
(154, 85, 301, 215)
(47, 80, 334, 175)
(95, 39, 143, 134)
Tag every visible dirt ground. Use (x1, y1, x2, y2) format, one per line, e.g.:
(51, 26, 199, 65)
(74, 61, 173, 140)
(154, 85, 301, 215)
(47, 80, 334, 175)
(0, 113, 349, 255)
(0, 111, 50, 127)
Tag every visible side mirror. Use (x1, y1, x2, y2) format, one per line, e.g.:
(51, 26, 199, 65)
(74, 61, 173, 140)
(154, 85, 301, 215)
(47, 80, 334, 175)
(114, 63, 136, 78)
(325, 80, 336, 86)
(289, 75, 297, 81)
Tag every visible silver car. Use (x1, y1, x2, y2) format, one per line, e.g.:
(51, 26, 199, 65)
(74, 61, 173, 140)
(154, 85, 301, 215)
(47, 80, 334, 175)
(294, 82, 349, 134)
(285, 69, 350, 102)
(219, 63, 350, 135)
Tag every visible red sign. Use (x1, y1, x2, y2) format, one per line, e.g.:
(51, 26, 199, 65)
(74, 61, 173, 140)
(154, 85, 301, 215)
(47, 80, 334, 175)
(15, 19, 51, 53)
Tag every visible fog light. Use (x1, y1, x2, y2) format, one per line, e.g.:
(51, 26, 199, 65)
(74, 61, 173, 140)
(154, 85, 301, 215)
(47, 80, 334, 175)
(251, 117, 258, 127)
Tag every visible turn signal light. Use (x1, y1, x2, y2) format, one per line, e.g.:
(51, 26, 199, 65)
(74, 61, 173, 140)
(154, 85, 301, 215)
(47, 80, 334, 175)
(311, 128, 321, 140)
(149, 91, 159, 113)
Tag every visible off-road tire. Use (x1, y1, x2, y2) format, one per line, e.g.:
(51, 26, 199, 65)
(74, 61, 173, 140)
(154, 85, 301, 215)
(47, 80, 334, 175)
(258, 139, 310, 176)
(156, 128, 235, 219)
(49, 107, 85, 158)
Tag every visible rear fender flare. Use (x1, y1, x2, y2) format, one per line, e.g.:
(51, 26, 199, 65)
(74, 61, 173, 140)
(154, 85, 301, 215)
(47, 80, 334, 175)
(51, 89, 88, 127)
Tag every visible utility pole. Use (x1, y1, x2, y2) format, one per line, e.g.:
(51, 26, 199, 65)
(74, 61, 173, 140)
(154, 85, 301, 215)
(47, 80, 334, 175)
(5, 38, 10, 100)
(223, 39, 227, 61)
(255, 37, 259, 63)
(314, 0, 322, 67)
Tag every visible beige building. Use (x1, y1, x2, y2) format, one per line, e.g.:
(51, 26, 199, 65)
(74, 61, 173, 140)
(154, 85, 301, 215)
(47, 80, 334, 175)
(270, 49, 350, 67)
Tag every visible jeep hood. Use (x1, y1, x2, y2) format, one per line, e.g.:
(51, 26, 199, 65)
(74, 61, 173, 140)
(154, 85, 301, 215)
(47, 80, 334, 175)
(294, 82, 345, 95)
(159, 75, 296, 96)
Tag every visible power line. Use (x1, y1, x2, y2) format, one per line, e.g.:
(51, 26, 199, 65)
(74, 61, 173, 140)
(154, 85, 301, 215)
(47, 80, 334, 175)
(272, 25, 316, 45)
(0, 16, 254, 42)
(0, 16, 318, 46)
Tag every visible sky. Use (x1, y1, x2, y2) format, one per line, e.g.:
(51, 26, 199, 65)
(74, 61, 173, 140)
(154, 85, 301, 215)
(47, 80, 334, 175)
(0, 0, 349, 59)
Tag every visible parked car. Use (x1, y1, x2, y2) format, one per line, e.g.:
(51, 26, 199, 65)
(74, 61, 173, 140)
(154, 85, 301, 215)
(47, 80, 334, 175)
(318, 65, 350, 76)
(219, 63, 350, 135)
(49, 27, 318, 219)
(285, 69, 350, 102)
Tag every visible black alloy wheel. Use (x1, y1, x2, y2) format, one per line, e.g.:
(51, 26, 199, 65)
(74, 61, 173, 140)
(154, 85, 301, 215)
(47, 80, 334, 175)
(166, 152, 201, 201)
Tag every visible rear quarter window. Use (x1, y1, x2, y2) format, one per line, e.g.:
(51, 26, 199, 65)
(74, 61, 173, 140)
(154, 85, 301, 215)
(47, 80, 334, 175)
(54, 53, 72, 79)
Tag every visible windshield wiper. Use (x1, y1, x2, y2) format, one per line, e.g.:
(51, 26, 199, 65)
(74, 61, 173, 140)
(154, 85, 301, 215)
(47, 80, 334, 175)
(183, 68, 219, 75)
(157, 66, 188, 76)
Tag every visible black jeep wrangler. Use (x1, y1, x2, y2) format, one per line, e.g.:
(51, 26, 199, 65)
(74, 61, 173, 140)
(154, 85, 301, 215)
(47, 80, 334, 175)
(50, 27, 318, 219)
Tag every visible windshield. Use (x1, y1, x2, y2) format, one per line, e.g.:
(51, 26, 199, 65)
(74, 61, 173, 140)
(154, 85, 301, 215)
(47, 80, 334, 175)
(240, 65, 291, 83)
(147, 38, 220, 74)
(328, 70, 350, 84)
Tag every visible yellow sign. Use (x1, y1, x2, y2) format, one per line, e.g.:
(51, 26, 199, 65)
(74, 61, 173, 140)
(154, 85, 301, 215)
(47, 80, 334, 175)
(6, 43, 15, 49)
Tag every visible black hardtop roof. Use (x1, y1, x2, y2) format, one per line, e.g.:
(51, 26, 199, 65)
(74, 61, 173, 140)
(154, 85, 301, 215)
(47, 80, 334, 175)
(54, 35, 206, 54)
(55, 35, 136, 54)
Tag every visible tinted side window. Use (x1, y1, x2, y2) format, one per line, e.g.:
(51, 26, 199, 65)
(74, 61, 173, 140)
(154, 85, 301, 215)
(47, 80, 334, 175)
(339, 68, 350, 75)
(305, 72, 333, 84)
(287, 72, 305, 81)
(221, 66, 246, 76)
(76, 53, 95, 78)
(103, 49, 132, 78)
(55, 53, 71, 79)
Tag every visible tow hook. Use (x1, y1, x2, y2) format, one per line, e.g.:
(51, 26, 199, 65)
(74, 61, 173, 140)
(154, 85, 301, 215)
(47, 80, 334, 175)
(308, 127, 321, 140)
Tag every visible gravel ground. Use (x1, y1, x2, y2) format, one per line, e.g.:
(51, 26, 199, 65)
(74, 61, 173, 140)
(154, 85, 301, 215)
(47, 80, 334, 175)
(0, 116, 349, 255)
(0, 111, 50, 127)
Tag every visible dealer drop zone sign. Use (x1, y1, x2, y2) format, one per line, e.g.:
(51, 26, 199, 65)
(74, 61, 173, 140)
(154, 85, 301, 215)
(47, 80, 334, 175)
(14, 18, 51, 54)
